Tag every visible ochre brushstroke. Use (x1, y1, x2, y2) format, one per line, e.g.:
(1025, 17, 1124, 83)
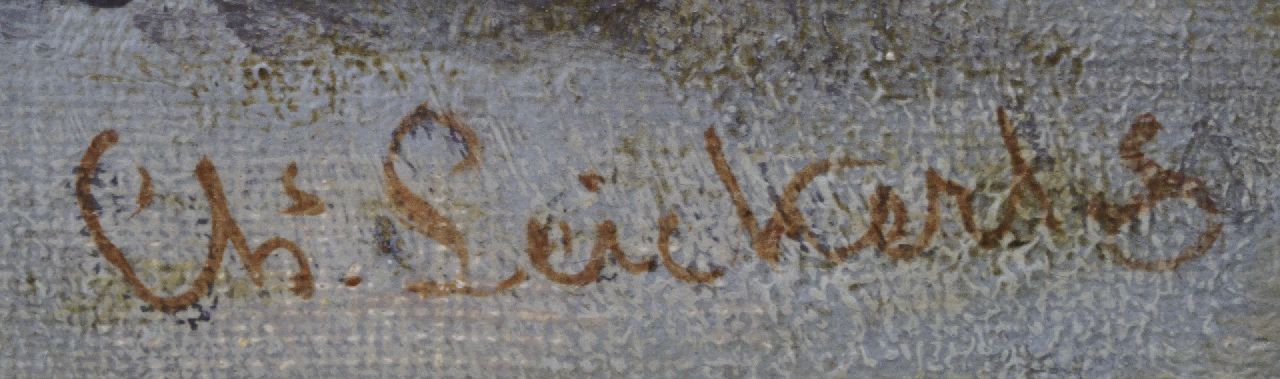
(68, 103, 1225, 314)
(578, 171, 605, 192)
(526, 219, 608, 285)
(127, 166, 152, 219)
(775, 157, 883, 239)
(772, 156, 882, 260)
(391, 102, 482, 175)
(559, 221, 574, 257)
(280, 161, 325, 216)
(404, 271, 529, 297)
(598, 221, 657, 274)
(385, 102, 526, 297)
(656, 212, 724, 284)
(526, 219, 656, 285)
(821, 185, 907, 262)
(964, 107, 1061, 247)
(75, 130, 314, 313)
(704, 107, 1180, 265)
(1088, 113, 1223, 271)
(763, 108, 1065, 261)
(703, 128, 787, 264)
(863, 170, 955, 261)
(436, 111, 483, 174)
(866, 108, 1063, 259)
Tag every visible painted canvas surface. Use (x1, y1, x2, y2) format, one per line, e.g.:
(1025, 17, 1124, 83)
(2, 0, 1279, 377)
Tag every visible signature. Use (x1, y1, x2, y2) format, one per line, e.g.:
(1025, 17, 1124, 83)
(74, 103, 1223, 313)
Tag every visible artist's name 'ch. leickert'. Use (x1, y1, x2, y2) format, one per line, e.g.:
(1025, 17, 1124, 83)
(75, 103, 1223, 313)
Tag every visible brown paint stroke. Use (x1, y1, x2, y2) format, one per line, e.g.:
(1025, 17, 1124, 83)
(578, 171, 605, 192)
(526, 219, 656, 285)
(1088, 113, 1223, 272)
(703, 128, 787, 264)
(706, 126, 894, 264)
(815, 185, 907, 262)
(773, 157, 883, 260)
(657, 211, 724, 283)
(559, 221, 574, 257)
(858, 108, 1063, 259)
(75, 130, 314, 313)
(766, 108, 1067, 262)
(127, 166, 153, 219)
(392, 102, 482, 175)
(705, 107, 1189, 267)
(977, 107, 1061, 243)
(599, 221, 657, 274)
(526, 219, 607, 285)
(280, 161, 325, 216)
(385, 102, 526, 297)
(870, 169, 967, 260)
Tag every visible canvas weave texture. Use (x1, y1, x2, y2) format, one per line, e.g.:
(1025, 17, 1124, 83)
(2, 1, 1279, 377)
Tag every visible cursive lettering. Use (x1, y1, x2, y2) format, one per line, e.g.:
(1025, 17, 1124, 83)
(75, 103, 1227, 313)
(75, 130, 314, 313)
